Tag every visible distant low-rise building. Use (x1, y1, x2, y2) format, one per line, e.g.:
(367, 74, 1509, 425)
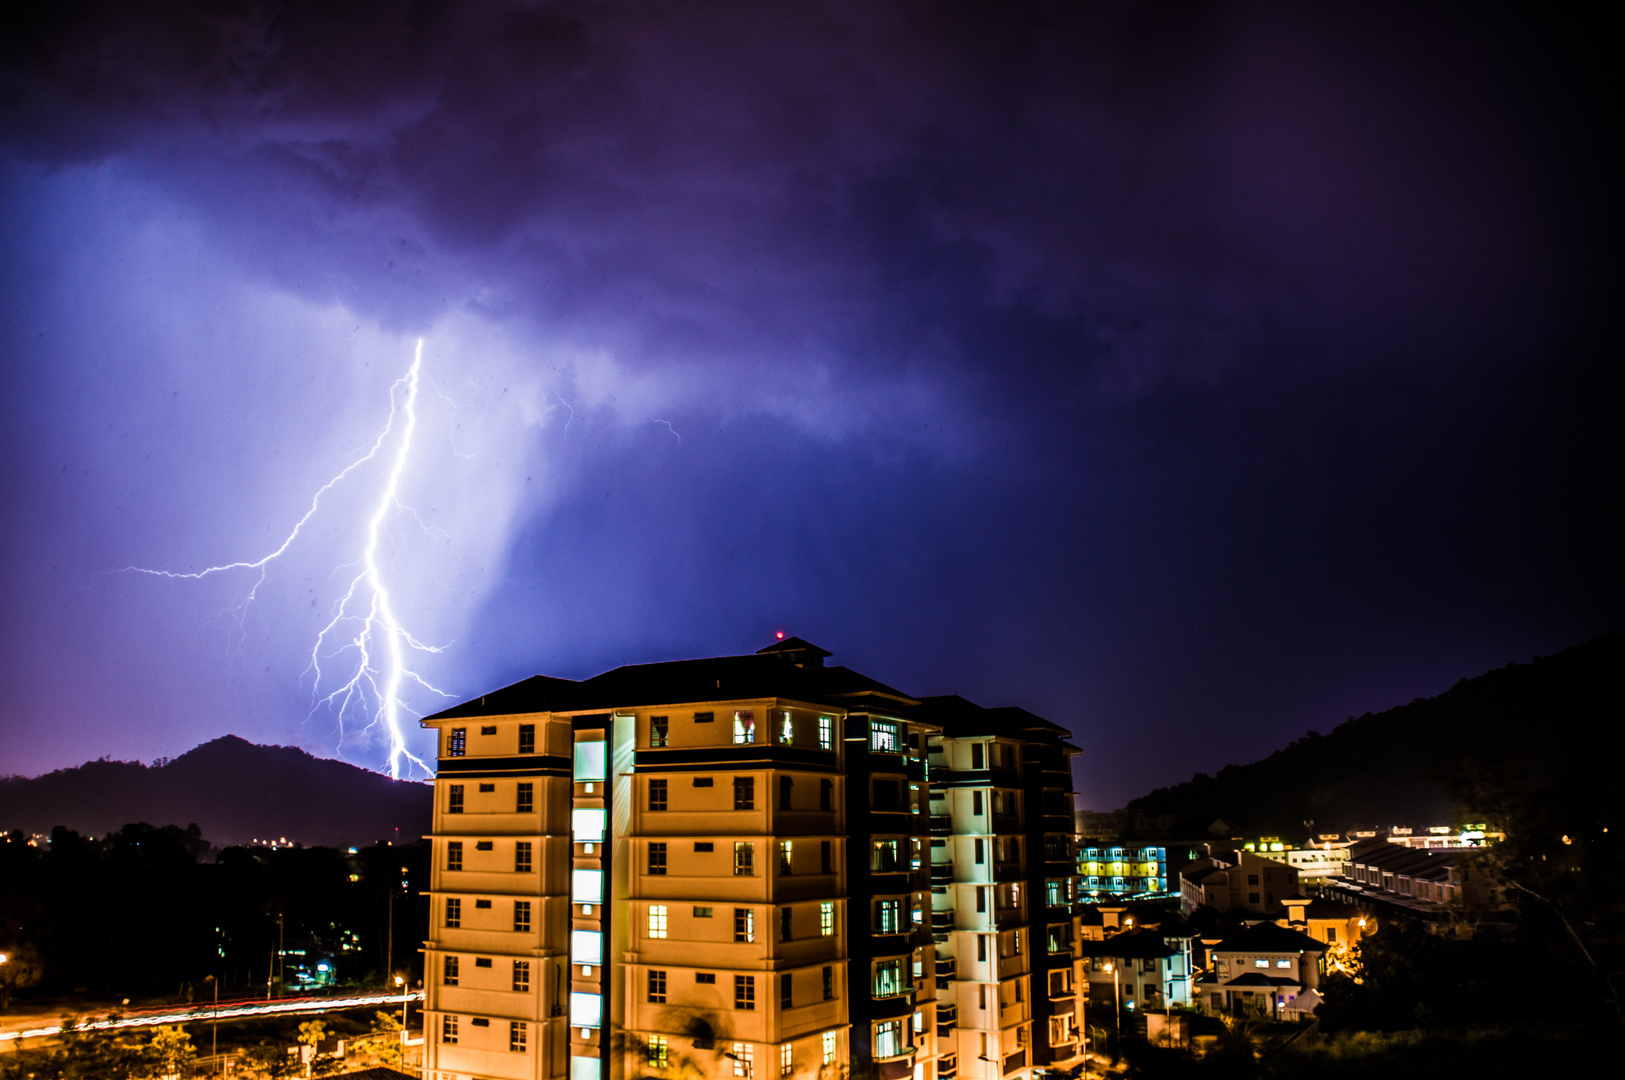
(1327, 837, 1491, 919)
(1197, 923, 1325, 1019)
(1179, 851, 1300, 915)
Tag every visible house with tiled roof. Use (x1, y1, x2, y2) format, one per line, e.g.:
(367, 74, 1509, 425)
(1197, 923, 1325, 1019)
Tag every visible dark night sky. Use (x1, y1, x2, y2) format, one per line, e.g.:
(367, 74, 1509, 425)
(0, 2, 1617, 807)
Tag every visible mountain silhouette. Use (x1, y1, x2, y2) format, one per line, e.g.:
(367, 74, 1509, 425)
(1126, 633, 1623, 838)
(0, 735, 432, 848)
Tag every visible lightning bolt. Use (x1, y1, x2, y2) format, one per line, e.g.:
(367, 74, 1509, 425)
(122, 339, 448, 779)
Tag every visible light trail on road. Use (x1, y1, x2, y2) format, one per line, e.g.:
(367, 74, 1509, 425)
(0, 990, 424, 1043)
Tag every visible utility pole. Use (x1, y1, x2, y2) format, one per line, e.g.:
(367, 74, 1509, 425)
(277, 914, 285, 998)
(385, 873, 394, 990)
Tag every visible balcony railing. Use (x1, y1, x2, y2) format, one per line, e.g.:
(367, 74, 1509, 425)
(935, 956, 956, 979)
(1003, 1050, 1026, 1074)
(930, 815, 953, 834)
(931, 863, 954, 883)
(937, 1054, 957, 1080)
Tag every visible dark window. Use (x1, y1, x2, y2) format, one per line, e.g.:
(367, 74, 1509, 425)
(821, 840, 832, 874)
(480, 725, 497, 735)
(475, 899, 492, 909)
(696, 972, 716, 984)
(649, 778, 668, 811)
(443, 956, 459, 985)
(513, 960, 530, 991)
(509, 1021, 526, 1053)
(781, 907, 793, 941)
(1248, 892, 1261, 905)
(648, 970, 667, 1003)
(694, 711, 714, 724)
(971, 743, 984, 769)
(972, 791, 983, 815)
(1248, 874, 1260, 886)
(694, 906, 713, 918)
(974, 838, 985, 864)
(474, 957, 492, 968)
(441, 1016, 458, 1044)
(651, 715, 669, 747)
(476, 841, 493, 851)
(781, 972, 794, 1009)
(447, 841, 463, 871)
(471, 1018, 490, 1027)
(735, 975, 756, 1010)
(693, 777, 714, 787)
(874, 780, 900, 811)
(977, 935, 987, 961)
(649, 843, 667, 876)
(734, 777, 755, 810)
(514, 901, 531, 933)
(478, 782, 495, 793)
(1010, 838, 1020, 862)
(448, 785, 465, 814)
(1326, 927, 1338, 943)
(516, 782, 533, 813)
(976, 888, 986, 913)
(822, 966, 834, 1001)
(448, 728, 466, 757)
(820, 778, 833, 811)
(518, 724, 535, 754)
(780, 776, 793, 810)
(695, 842, 714, 853)
(445, 899, 461, 928)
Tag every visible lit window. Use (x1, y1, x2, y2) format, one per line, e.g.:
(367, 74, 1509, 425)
(447, 728, 466, 757)
(781, 1041, 794, 1076)
(732, 1043, 753, 1077)
(649, 905, 668, 939)
(913, 1011, 925, 1034)
(569, 992, 602, 1028)
(873, 959, 905, 998)
(513, 901, 531, 933)
(779, 840, 793, 875)
(875, 899, 902, 935)
(512, 960, 530, 992)
(820, 902, 835, 937)
(1277, 959, 1293, 969)
(572, 869, 603, 904)
(875, 1019, 904, 1057)
(735, 908, 755, 943)
(734, 841, 755, 876)
(822, 1030, 837, 1065)
(647, 1035, 668, 1067)
(650, 715, 669, 747)
(441, 1015, 458, 1044)
(733, 711, 756, 744)
(573, 740, 606, 780)
(571, 930, 602, 966)
(1255, 958, 1269, 968)
(871, 840, 900, 872)
(780, 712, 795, 743)
(818, 716, 833, 750)
(572, 808, 606, 841)
(870, 720, 900, 753)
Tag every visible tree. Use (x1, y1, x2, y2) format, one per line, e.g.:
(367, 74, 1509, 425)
(148, 1025, 195, 1079)
(0, 941, 43, 1011)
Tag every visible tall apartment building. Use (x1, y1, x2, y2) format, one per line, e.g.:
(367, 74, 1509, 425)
(420, 638, 1080, 1080)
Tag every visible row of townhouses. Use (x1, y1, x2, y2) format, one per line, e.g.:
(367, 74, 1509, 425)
(419, 637, 1092, 1080)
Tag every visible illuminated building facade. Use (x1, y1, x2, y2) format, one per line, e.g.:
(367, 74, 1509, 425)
(420, 638, 1079, 1080)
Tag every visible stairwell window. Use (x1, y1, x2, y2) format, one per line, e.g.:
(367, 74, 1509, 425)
(448, 728, 466, 757)
(513, 960, 530, 992)
(445, 898, 461, 928)
(513, 901, 531, 933)
(515, 842, 532, 873)
(447, 841, 463, 871)
(443, 955, 459, 985)
(517, 724, 535, 754)
(734, 842, 755, 876)
(516, 782, 533, 813)
(448, 785, 464, 814)
(733, 711, 756, 744)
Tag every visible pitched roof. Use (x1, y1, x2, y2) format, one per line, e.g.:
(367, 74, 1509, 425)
(1214, 922, 1325, 955)
(915, 695, 1070, 739)
(1222, 972, 1302, 988)
(1077, 930, 1175, 960)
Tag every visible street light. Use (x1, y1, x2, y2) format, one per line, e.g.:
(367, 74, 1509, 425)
(1104, 962, 1121, 1033)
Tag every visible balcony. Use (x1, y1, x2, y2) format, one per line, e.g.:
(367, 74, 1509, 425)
(930, 815, 953, 834)
(935, 956, 956, 979)
(936, 1001, 957, 1037)
(937, 1053, 957, 1080)
(931, 909, 956, 930)
(931, 863, 955, 884)
(1002, 1050, 1026, 1075)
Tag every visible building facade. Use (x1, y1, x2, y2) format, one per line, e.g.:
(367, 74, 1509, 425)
(420, 638, 1082, 1080)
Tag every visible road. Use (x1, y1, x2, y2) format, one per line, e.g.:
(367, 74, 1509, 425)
(0, 990, 424, 1046)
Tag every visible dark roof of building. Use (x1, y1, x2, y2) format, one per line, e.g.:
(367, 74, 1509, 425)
(1078, 906, 1105, 926)
(1183, 864, 1228, 886)
(329, 1070, 416, 1080)
(1214, 922, 1325, 955)
(756, 636, 832, 661)
(915, 695, 1070, 740)
(1077, 930, 1175, 960)
(426, 646, 922, 722)
(1348, 840, 1462, 879)
(1222, 972, 1301, 988)
(1303, 898, 1363, 919)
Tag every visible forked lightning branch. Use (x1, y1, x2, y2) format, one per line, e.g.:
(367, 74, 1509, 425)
(122, 340, 448, 779)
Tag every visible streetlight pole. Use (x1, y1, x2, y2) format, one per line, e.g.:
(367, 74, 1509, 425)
(395, 975, 407, 1063)
(1105, 962, 1121, 1034)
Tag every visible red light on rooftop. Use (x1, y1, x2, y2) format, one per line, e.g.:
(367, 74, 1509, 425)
(775, 631, 786, 639)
